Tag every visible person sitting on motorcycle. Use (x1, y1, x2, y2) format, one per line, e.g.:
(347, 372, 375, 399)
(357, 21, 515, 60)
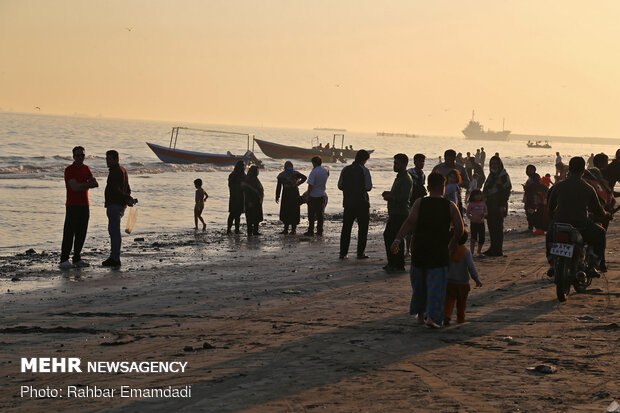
(546, 157, 608, 273)
(585, 153, 617, 271)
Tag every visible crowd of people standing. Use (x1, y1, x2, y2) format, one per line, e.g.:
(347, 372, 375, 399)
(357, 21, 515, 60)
(58, 144, 619, 329)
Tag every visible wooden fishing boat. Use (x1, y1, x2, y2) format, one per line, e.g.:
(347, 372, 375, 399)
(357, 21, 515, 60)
(146, 127, 263, 167)
(254, 134, 373, 162)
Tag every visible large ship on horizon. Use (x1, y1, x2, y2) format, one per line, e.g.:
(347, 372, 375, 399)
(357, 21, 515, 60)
(462, 111, 510, 141)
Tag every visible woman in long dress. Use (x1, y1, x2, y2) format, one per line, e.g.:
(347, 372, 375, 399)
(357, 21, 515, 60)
(275, 161, 307, 234)
(243, 165, 264, 236)
(482, 156, 512, 256)
(227, 160, 245, 234)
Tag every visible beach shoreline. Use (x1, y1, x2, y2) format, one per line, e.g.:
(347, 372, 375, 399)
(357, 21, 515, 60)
(0, 216, 618, 412)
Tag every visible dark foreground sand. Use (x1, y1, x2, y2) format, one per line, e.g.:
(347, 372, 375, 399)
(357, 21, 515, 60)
(0, 216, 618, 412)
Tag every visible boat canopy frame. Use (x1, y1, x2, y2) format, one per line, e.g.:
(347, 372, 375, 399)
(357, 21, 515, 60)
(311, 133, 346, 149)
(169, 126, 255, 152)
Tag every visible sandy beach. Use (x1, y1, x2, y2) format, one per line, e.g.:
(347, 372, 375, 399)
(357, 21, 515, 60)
(0, 215, 618, 412)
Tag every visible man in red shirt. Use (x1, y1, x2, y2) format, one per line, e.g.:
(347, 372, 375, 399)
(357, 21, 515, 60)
(60, 146, 98, 269)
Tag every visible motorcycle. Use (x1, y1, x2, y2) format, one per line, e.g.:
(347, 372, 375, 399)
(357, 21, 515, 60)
(548, 222, 598, 302)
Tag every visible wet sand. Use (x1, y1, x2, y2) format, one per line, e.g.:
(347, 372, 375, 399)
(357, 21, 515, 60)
(0, 215, 618, 412)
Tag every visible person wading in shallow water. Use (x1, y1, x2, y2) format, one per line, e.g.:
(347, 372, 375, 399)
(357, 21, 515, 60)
(59, 146, 98, 269)
(390, 172, 464, 328)
(103, 150, 134, 267)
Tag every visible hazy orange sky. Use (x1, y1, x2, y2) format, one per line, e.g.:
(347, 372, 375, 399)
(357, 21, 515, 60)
(2, 0, 620, 137)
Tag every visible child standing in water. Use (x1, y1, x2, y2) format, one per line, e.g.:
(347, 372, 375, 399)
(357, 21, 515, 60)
(466, 189, 487, 256)
(194, 178, 208, 230)
(445, 230, 482, 325)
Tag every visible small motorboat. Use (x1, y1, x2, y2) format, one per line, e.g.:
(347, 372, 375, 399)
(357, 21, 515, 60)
(147, 127, 263, 167)
(526, 140, 552, 149)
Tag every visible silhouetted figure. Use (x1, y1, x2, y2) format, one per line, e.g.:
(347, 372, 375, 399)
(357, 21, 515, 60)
(523, 164, 537, 231)
(524, 173, 548, 233)
(103, 149, 134, 267)
(59, 146, 98, 269)
(194, 178, 208, 231)
(243, 165, 264, 236)
(276, 161, 307, 234)
(382, 153, 412, 272)
(405, 153, 427, 255)
(434, 149, 470, 214)
(304, 156, 329, 236)
(433, 149, 470, 189)
(338, 150, 372, 259)
(456, 152, 464, 166)
(602, 149, 620, 192)
(389, 172, 464, 328)
(227, 161, 245, 234)
(482, 156, 511, 257)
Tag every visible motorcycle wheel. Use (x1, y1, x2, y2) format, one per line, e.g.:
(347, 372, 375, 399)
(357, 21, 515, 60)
(573, 272, 591, 293)
(554, 259, 570, 302)
(573, 280, 588, 293)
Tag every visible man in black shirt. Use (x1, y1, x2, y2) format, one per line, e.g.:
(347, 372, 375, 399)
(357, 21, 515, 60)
(382, 153, 412, 272)
(103, 150, 134, 267)
(547, 157, 607, 269)
(338, 150, 372, 259)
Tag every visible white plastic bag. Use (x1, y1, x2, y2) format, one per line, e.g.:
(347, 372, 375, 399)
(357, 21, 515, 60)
(125, 206, 138, 234)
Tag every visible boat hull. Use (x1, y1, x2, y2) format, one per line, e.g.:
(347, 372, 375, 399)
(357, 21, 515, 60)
(254, 139, 373, 162)
(146, 142, 247, 165)
(463, 132, 510, 141)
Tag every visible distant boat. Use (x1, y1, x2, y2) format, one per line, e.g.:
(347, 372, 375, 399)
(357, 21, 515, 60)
(377, 132, 417, 138)
(314, 127, 347, 132)
(462, 111, 510, 141)
(147, 127, 263, 167)
(254, 134, 373, 163)
(526, 140, 552, 149)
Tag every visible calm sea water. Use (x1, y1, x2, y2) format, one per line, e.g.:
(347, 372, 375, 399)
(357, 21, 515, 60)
(0, 112, 616, 254)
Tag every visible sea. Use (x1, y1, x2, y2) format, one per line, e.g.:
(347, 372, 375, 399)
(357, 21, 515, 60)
(1, 112, 618, 258)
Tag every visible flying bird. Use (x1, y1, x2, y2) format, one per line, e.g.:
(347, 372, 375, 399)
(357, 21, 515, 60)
(34, 106, 40, 111)
(126, 27, 133, 32)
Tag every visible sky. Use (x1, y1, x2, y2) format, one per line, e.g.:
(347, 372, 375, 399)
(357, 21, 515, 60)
(1, 0, 620, 137)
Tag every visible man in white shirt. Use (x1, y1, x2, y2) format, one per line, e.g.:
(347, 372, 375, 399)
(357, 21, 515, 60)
(304, 156, 329, 236)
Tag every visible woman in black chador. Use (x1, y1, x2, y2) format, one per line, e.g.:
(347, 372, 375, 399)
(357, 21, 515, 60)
(227, 161, 246, 234)
(243, 165, 264, 236)
(275, 161, 307, 234)
(482, 156, 512, 256)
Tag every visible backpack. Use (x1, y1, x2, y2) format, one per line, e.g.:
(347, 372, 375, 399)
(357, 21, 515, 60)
(583, 173, 613, 208)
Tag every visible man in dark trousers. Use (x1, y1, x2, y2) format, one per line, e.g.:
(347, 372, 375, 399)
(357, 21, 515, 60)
(103, 150, 134, 267)
(547, 156, 607, 271)
(382, 153, 412, 272)
(304, 156, 329, 236)
(59, 146, 98, 269)
(338, 149, 372, 259)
